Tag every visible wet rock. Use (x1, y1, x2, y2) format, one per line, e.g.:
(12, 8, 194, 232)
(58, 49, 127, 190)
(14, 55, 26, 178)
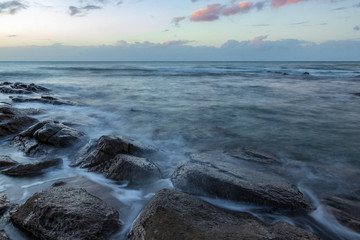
(0, 103, 38, 138)
(89, 154, 161, 184)
(303, 72, 310, 75)
(0, 82, 49, 94)
(171, 151, 310, 213)
(352, 93, 360, 97)
(0, 195, 10, 217)
(13, 120, 85, 155)
(10, 95, 75, 106)
(0, 156, 17, 169)
(225, 148, 282, 165)
(127, 189, 320, 240)
(0, 230, 10, 240)
(72, 135, 156, 168)
(1, 158, 62, 176)
(10, 186, 121, 240)
(325, 196, 360, 233)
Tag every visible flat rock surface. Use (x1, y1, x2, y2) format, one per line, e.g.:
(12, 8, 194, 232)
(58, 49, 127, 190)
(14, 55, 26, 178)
(0, 103, 38, 138)
(1, 158, 62, 176)
(127, 189, 320, 240)
(10, 186, 121, 240)
(171, 151, 310, 212)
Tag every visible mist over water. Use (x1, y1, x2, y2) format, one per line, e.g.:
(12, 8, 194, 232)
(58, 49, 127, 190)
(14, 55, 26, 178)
(0, 61, 359, 239)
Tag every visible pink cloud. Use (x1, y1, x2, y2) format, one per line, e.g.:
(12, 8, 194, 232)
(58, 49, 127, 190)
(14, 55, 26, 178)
(223, 1, 253, 15)
(251, 35, 268, 44)
(271, 0, 308, 8)
(190, 4, 223, 22)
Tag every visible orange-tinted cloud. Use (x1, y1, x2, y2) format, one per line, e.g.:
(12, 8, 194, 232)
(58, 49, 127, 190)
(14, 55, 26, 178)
(190, 4, 223, 22)
(223, 1, 253, 15)
(271, 0, 308, 8)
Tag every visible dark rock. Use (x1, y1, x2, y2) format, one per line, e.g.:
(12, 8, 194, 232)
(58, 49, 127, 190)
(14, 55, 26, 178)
(89, 154, 161, 184)
(303, 72, 310, 75)
(171, 151, 310, 213)
(127, 189, 320, 240)
(10, 95, 75, 106)
(0, 230, 10, 240)
(0, 82, 49, 94)
(13, 121, 85, 155)
(0, 156, 18, 169)
(324, 196, 360, 233)
(352, 93, 360, 97)
(72, 135, 156, 168)
(1, 158, 62, 176)
(10, 186, 121, 240)
(0, 103, 38, 138)
(225, 148, 282, 165)
(0, 195, 10, 217)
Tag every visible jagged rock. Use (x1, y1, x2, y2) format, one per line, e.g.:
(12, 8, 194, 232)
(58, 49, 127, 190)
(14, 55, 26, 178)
(10, 95, 75, 106)
(0, 195, 10, 217)
(13, 120, 85, 155)
(0, 103, 38, 138)
(10, 186, 121, 240)
(0, 230, 10, 240)
(325, 196, 360, 233)
(89, 154, 161, 184)
(127, 189, 320, 240)
(72, 135, 160, 184)
(171, 151, 311, 213)
(0, 82, 49, 94)
(0, 156, 17, 169)
(1, 158, 62, 176)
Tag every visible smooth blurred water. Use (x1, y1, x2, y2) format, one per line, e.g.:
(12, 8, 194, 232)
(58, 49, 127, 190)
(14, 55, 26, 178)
(1, 61, 360, 239)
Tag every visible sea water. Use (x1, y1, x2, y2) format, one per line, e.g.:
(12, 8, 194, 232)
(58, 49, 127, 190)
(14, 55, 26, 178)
(0, 61, 359, 239)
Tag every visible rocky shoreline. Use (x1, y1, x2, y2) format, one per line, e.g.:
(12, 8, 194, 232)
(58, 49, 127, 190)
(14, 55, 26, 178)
(0, 82, 359, 239)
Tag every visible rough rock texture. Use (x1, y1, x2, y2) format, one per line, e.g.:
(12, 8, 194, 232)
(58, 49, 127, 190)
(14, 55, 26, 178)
(89, 154, 161, 184)
(127, 189, 320, 240)
(0, 82, 49, 95)
(0, 103, 38, 138)
(10, 186, 121, 240)
(0, 156, 17, 169)
(71, 135, 160, 184)
(10, 95, 75, 106)
(325, 196, 360, 233)
(1, 158, 62, 176)
(13, 120, 85, 155)
(0, 230, 10, 240)
(171, 151, 310, 212)
(0, 195, 10, 217)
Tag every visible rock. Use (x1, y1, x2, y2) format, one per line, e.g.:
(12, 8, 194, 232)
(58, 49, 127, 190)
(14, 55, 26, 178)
(352, 93, 360, 97)
(0, 230, 10, 240)
(13, 120, 85, 155)
(89, 154, 161, 184)
(225, 148, 282, 165)
(324, 196, 360, 233)
(303, 72, 310, 75)
(0, 82, 49, 94)
(171, 151, 310, 213)
(10, 186, 121, 240)
(0, 195, 10, 217)
(127, 189, 320, 240)
(0, 156, 18, 169)
(72, 135, 156, 168)
(0, 103, 38, 138)
(1, 158, 62, 176)
(10, 95, 75, 106)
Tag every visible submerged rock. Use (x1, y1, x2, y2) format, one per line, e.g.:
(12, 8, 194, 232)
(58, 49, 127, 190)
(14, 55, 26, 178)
(225, 148, 282, 165)
(0, 156, 17, 169)
(72, 135, 160, 184)
(171, 151, 310, 213)
(0, 230, 10, 240)
(0, 103, 38, 138)
(0, 195, 10, 217)
(127, 189, 320, 240)
(325, 196, 360, 233)
(352, 93, 360, 97)
(1, 158, 62, 176)
(10, 95, 75, 106)
(13, 120, 85, 155)
(10, 186, 121, 240)
(0, 82, 49, 95)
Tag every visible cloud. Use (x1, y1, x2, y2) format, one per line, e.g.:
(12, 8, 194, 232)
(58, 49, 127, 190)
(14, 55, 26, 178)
(271, 0, 308, 8)
(69, 5, 101, 16)
(8, 34, 18, 37)
(190, 3, 223, 22)
(354, 25, 360, 31)
(172, 16, 186, 26)
(163, 40, 194, 46)
(251, 35, 268, 44)
(0, 1, 27, 14)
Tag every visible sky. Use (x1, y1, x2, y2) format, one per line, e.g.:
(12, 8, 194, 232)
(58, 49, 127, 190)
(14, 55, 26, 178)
(0, 0, 359, 60)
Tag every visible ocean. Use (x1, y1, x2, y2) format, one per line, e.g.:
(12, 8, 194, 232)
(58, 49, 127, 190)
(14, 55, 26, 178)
(0, 61, 359, 239)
